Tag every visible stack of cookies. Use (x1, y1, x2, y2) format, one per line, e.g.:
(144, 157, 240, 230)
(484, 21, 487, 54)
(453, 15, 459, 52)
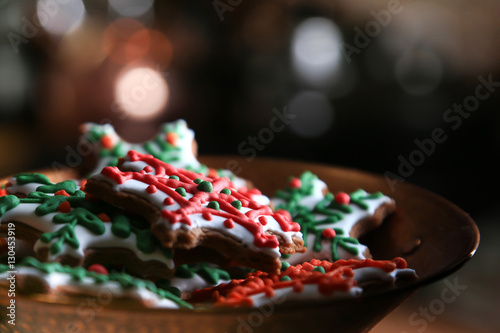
(0, 120, 416, 309)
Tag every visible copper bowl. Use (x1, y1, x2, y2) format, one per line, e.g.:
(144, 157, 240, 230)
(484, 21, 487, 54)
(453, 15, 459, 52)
(0, 157, 480, 333)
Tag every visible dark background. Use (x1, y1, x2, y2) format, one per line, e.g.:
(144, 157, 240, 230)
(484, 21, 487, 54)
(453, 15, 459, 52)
(0, 1, 498, 331)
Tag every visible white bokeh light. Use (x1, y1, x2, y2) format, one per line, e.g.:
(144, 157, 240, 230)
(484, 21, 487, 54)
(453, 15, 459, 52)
(108, 0, 154, 18)
(395, 46, 443, 96)
(289, 90, 334, 138)
(292, 17, 343, 88)
(114, 67, 169, 121)
(36, 0, 86, 36)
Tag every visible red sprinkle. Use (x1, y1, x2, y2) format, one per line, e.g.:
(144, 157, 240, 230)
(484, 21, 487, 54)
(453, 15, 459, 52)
(189, 258, 411, 307)
(224, 219, 234, 229)
(97, 213, 111, 223)
(146, 185, 157, 194)
(54, 190, 70, 197)
(144, 166, 153, 173)
(87, 264, 109, 275)
(57, 201, 71, 213)
(165, 132, 179, 146)
(163, 197, 175, 206)
(321, 228, 336, 239)
(289, 177, 302, 189)
(334, 192, 350, 205)
(202, 211, 213, 221)
(100, 135, 114, 149)
(0, 188, 6, 197)
(79, 179, 87, 191)
(258, 216, 268, 226)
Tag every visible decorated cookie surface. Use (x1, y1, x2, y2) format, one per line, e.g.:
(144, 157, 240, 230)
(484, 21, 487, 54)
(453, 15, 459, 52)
(0, 257, 191, 309)
(86, 150, 305, 274)
(0, 173, 174, 278)
(272, 172, 396, 264)
(80, 120, 248, 188)
(190, 258, 417, 307)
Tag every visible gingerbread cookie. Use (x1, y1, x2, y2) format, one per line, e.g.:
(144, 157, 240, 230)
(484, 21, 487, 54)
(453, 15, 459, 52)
(0, 257, 192, 309)
(0, 173, 174, 279)
(272, 172, 396, 265)
(80, 120, 249, 188)
(190, 258, 417, 307)
(85, 150, 305, 275)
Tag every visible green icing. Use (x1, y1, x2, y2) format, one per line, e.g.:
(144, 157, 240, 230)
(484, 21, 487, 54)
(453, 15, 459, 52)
(276, 171, 386, 262)
(312, 266, 326, 274)
(207, 201, 220, 211)
(231, 200, 242, 210)
(175, 187, 187, 197)
(5, 257, 192, 309)
(280, 262, 290, 271)
(197, 181, 213, 193)
(1, 176, 172, 261)
(0, 195, 20, 217)
(14, 173, 53, 186)
(174, 263, 232, 285)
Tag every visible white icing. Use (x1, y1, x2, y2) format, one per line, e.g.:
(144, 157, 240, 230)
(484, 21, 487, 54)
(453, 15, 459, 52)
(273, 181, 393, 263)
(250, 284, 362, 307)
(0, 202, 174, 269)
(0, 267, 179, 308)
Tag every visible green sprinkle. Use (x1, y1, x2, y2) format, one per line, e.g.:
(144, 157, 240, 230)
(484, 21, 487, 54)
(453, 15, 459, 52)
(280, 262, 290, 271)
(197, 181, 213, 193)
(175, 187, 187, 197)
(313, 266, 326, 274)
(169, 175, 180, 180)
(207, 201, 220, 210)
(193, 178, 203, 184)
(280, 276, 292, 282)
(230, 200, 242, 210)
(220, 188, 231, 195)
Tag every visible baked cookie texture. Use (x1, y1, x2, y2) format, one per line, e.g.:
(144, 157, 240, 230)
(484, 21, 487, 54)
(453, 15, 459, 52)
(85, 150, 305, 275)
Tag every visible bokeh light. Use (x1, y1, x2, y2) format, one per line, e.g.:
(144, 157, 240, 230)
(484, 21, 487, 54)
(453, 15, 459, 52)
(114, 67, 169, 121)
(108, 0, 154, 18)
(103, 18, 150, 65)
(395, 46, 443, 96)
(36, 0, 86, 36)
(0, 45, 29, 117)
(292, 17, 343, 89)
(288, 90, 334, 138)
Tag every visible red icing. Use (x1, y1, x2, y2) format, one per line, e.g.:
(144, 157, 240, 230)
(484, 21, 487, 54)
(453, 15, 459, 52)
(54, 190, 70, 197)
(190, 258, 409, 307)
(334, 192, 350, 205)
(321, 228, 336, 239)
(101, 135, 114, 149)
(163, 197, 174, 206)
(99, 150, 301, 249)
(57, 201, 71, 213)
(146, 185, 157, 194)
(98, 213, 111, 223)
(87, 264, 109, 275)
(0, 188, 6, 197)
(165, 132, 179, 146)
(289, 177, 302, 189)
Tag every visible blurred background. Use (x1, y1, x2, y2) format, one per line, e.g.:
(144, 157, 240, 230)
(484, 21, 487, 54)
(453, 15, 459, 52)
(0, 0, 498, 331)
